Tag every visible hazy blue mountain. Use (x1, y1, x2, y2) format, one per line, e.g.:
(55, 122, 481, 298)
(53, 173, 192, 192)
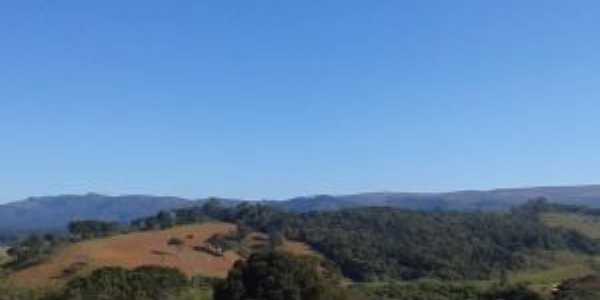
(0, 193, 190, 233)
(278, 185, 600, 212)
(1, 185, 600, 236)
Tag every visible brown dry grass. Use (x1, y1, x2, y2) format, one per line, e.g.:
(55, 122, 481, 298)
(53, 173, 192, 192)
(280, 240, 322, 257)
(9, 222, 240, 288)
(542, 212, 600, 239)
(242, 232, 321, 258)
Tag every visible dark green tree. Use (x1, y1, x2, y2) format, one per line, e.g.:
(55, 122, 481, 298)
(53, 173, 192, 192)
(61, 266, 188, 300)
(214, 252, 359, 300)
(156, 211, 176, 229)
(68, 220, 119, 240)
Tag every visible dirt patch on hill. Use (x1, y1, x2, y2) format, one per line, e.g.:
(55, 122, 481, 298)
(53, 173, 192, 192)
(10, 223, 240, 288)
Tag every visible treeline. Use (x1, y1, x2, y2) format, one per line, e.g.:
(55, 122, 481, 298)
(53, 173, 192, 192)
(50, 266, 191, 300)
(214, 251, 359, 300)
(4, 234, 66, 270)
(1, 252, 355, 300)
(2, 220, 120, 271)
(355, 281, 543, 300)
(134, 199, 600, 282)
(1, 251, 550, 300)
(517, 197, 600, 217)
(4, 265, 209, 300)
(283, 208, 598, 281)
(130, 199, 280, 231)
(68, 220, 120, 240)
(8, 198, 599, 282)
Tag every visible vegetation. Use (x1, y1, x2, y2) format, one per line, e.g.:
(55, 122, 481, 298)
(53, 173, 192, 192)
(68, 220, 120, 240)
(214, 251, 361, 300)
(168, 237, 185, 247)
(355, 281, 544, 300)
(0, 248, 9, 266)
(5, 198, 600, 299)
(0, 282, 52, 300)
(4, 234, 65, 270)
(542, 213, 600, 240)
(520, 199, 600, 217)
(205, 228, 249, 252)
(50, 266, 189, 300)
(285, 208, 600, 281)
(553, 275, 600, 300)
(137, 200, 600, 282)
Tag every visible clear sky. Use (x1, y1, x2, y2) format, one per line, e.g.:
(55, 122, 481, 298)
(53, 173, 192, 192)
(1, 1, 599, 203)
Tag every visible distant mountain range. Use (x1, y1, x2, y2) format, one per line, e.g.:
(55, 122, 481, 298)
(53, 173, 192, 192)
(0, 193, 190, 233)
(1, 185, 600, 234)
(278, 185, 600, 212)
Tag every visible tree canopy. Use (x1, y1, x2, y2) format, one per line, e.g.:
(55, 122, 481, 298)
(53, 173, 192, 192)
(59, 266, 188, 300)
(214, 252, 360, 300)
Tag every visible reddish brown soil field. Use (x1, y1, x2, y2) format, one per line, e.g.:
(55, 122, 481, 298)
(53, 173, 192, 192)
(10, 222, 240, 288)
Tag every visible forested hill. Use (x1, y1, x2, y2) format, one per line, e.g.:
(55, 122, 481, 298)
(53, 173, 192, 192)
(2, 184, 600, 235)
(276, 185, 600, 212)
(135, 200, 600, 282)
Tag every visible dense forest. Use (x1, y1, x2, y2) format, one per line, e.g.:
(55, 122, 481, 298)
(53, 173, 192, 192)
(280, 208, 597, 281)
(0, 251, 550, 300)
(133, 199, 600, 282)
(518, 198, 600, 217)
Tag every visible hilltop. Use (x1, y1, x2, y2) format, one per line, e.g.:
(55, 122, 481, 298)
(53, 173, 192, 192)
(278, 184, 600, 212)
(7, 222, 319, 288)
(2, 185, 600, 236)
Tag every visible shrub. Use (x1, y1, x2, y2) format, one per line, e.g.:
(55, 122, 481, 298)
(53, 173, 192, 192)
(168, 237, 185, 247)
(214, 251, 362, 300)
(61, 266, 188, 300)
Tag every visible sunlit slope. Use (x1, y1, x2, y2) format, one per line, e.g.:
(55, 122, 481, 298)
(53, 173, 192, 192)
(10, 223, 240, 288)
(8, 222, 321, 289)
(542, 212, 600, 240)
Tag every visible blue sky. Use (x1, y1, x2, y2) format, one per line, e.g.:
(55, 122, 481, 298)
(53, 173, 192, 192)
(1, 1, 599, 202)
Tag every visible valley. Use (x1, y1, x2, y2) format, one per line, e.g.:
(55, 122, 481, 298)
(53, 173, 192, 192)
(3, 198, 600, 299)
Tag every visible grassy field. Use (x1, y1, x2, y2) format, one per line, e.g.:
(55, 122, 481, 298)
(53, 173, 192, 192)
(519, 213, 600, 296)
(0, 247, 11, 278)
(176, 287, 213, 300)
(280, 239, 323, 257)
(541, 212, 600, 240)
(352, 250, 600, 298)
(508, 251, 600, 295)
(0, 247, 9, 265)
(491, 210, 600, 295)
(464, 212, 600, 296)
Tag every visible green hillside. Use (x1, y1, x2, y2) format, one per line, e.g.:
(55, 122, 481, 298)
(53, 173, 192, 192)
(542, 212, 600, 240)
(6, 200, 600, 299)
(0, 248, 8, 264)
